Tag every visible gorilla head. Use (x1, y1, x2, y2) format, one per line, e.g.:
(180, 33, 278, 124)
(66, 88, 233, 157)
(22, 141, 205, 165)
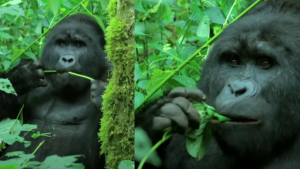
(199, 0, 300, 160)
(41, 13, 108, 92)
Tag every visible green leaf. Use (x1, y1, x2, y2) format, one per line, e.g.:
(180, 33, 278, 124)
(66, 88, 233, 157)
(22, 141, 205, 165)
(135, 127, 161, 167)
(118, 160, 134, 169)
(220, 0, 238, 21)
(2, 60, 11, 71)
(135, 1, 147, 13)
(0, 32, 13, 39)
(100, 0, 109, 10)
(146, 70, 172, 92)
(0, 78, 17, 96)
(196, 127, 212, 160)
(148, 0, 162, 14)
(31, 0, 39, 15)
(1, 0, 22, 6)
(0, 118, 15, 135)
(214, 113, 231, 122)
(24, 51, 37, 61)
(185, 103, 230, 160)
(147, 89, 163, 104)
(31, 132, 41, 139)
(172, 75, 197, 88)
(197, 15, 210, 38)
(189, 3, 203, 21)
(205, 7, 226, 24)
(0, 5, 25, 16)
(185, 136, 200, 158)
(137, 80, 148, 90)
(135, 62, 142, 83)
(135, 91, 145, 110)
(47, 0, 59, 16)
(37, 155, 84, 169)
(92, 15, 106, 35)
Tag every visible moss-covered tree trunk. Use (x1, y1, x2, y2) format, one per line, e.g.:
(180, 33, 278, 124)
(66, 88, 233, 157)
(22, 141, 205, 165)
(99, 0, 134, 168)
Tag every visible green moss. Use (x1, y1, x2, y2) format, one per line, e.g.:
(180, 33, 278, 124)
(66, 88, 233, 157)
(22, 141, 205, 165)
(98, 0, 134, 168)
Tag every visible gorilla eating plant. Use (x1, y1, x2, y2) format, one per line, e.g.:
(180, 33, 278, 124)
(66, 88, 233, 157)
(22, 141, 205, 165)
(136, 0, 300, 169)
(0, 13, 110, 169)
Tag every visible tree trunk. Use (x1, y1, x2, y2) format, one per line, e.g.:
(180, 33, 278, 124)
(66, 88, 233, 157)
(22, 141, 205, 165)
(99, 0, 134, 168)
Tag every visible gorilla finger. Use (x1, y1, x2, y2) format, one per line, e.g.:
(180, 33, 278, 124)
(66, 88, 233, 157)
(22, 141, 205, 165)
(33, 61, 43, 69)
(160, 103, 189, 131)
(153, 116, 172, 131)
(171, 97, 201, 123)
(36, 69, 45, 78)
(91, 81, 98, 90)
(168, 87, 206, 102)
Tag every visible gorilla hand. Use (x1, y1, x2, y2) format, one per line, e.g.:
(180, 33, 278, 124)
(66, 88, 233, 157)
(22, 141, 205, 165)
(91, 80, 107, 110)
(7, 60, 46, 96)
(149, 87, 205, 134)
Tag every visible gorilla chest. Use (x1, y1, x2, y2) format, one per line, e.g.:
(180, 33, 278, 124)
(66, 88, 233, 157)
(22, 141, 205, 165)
(22, 90, 98, 124)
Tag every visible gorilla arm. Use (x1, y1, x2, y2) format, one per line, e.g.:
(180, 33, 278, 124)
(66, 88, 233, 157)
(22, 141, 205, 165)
(0, 59, 46, 120)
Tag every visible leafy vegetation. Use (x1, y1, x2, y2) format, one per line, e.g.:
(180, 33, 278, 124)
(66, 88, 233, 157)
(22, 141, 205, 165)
(135, 0, 262, 168)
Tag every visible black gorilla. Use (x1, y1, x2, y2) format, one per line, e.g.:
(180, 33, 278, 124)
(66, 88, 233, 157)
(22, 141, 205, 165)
(0, 13, 110, 169)
(136, 0, 300, 168)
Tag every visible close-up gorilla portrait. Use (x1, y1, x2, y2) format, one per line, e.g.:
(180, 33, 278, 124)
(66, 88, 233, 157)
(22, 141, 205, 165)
(0, 0, 134, 169)
(135, 0, 300, 168)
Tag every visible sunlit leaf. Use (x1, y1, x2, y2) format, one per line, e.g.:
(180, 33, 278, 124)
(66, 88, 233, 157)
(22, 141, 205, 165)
(135, 91, 144, 110)
(197, 15, 210, 37)
(0, 79, 17, 96)
(47, 0, 59, 16)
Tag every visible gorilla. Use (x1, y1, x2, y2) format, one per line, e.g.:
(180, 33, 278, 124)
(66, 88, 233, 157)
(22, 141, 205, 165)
(136, 0, 300, 168)
(0, 13, 110, 169)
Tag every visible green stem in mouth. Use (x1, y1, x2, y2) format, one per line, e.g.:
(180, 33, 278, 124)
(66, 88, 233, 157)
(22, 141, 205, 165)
(43, 70, 94, 81)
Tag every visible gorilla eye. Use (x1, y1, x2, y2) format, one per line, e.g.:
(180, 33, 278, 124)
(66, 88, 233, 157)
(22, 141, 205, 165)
(74, 41, 85, 48)
(259, 59, 272, 68)
(57, 39, 66, 47)
(229, 59, 240, 66)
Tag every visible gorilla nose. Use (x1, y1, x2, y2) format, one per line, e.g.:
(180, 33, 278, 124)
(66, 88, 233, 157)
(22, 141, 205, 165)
(229, 85, 247, 97)
(59, 55, 75, 67)
(227, 80, 255, 97)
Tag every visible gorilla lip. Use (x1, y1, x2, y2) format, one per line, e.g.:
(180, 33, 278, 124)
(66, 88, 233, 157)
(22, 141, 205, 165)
(211, 115, 259, 124)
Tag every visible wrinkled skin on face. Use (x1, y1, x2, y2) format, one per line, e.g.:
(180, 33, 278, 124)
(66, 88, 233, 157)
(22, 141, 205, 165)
(136, 0, 300, 169)
(0, 14, 110, 169)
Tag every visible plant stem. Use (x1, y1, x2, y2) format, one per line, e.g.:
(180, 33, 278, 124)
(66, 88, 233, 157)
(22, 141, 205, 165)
(137, 134, 172, 169)
(21, 140, 45, 166)
(43, 70, 94, 81)
(223, 0, 238, 28)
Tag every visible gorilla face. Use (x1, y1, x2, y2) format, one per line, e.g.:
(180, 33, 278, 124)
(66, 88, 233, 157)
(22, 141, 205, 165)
(41, 14, 107, 92)
(198, 7, 300, 159)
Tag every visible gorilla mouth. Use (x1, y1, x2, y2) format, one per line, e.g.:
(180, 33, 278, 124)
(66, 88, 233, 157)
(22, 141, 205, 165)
(57, 72, 67, 75)
(227, 117, 259, 124)
(212, 115, 259, 124)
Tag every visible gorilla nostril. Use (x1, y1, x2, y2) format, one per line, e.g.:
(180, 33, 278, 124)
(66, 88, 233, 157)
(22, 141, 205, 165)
(59, 55, 76, 67)
(235, 88, 247, 97)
